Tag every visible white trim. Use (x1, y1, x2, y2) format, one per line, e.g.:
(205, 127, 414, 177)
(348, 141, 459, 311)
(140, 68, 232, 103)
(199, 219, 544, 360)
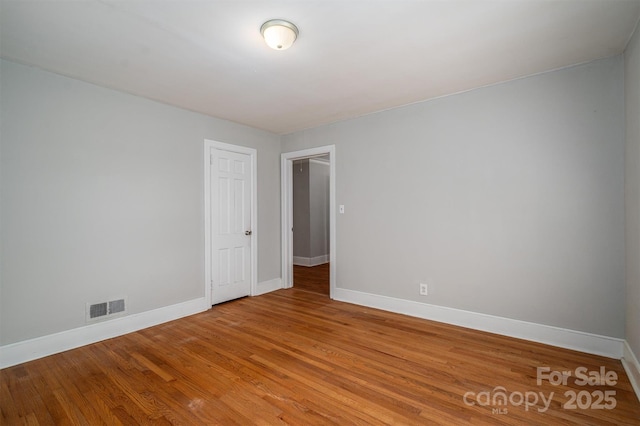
(281, 146, 336, 297)
(281, 155, 291, 289)
(333, 288, 624, 359)
(292, 255, 329, 267)
(0, 297, 208, 369)
(254, 278, 283, 296)
(204, 140, 258, 305)
(204, 142, 213, 306)
(622, 341, 640, 402)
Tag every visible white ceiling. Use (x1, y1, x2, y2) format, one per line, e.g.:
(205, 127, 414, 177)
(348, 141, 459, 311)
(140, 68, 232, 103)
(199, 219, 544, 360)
(2, 1, 639, 135)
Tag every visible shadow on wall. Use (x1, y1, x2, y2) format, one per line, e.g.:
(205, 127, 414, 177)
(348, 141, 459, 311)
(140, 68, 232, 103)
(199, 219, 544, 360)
(293, 157, 330, 267)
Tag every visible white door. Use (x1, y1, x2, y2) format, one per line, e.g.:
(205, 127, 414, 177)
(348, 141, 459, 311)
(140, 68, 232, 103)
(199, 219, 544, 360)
(211, 149, 252, 304)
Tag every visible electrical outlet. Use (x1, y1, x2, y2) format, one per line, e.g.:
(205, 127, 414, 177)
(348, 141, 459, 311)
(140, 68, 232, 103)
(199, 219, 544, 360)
(419, 283, 428, 296)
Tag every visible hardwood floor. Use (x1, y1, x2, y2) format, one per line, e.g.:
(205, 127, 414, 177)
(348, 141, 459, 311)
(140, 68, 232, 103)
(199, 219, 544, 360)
(2, 289, 640, 425)
(293, 263, 329, 295)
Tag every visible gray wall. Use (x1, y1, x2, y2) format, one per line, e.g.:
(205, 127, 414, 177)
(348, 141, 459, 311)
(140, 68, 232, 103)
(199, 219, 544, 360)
(309, 160, 330, 259)
(0, 59, 281, 345)
(292, 159, 330, 260)
(626, 25, 640, 356)
(283, 56, 626, 338)
(1, 52, 632, 349)
(293, 159, 311, 258)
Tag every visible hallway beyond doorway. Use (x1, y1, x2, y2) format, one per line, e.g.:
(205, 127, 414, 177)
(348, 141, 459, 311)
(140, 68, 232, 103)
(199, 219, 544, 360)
(293, 263, 329, 296)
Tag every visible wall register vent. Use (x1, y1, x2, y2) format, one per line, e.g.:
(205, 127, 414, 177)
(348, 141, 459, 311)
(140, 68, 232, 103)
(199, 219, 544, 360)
(86, 298, 127, 322)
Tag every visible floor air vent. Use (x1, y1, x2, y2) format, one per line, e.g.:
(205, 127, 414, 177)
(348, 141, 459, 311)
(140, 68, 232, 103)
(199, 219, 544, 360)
(109, 299, 125, 314)
(87, 298, 126, 322)
(89, 302, 108, 319)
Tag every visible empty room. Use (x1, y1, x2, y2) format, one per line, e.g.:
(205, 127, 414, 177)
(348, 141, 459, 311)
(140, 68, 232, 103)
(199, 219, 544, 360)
(2, 0, 640, 424)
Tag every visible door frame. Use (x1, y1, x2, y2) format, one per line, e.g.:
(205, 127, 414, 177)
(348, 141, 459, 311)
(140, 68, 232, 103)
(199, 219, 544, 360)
(281, 145, 336, 298)
(204, 139, 258, 306)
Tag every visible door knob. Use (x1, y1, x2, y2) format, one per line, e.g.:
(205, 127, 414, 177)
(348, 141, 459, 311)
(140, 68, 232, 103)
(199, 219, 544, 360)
(245, 230, 252, 236)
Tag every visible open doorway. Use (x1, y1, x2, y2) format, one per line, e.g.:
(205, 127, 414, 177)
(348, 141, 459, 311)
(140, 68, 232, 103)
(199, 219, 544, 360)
(281, 146, 336, 298)
(292, 157, 330, 295)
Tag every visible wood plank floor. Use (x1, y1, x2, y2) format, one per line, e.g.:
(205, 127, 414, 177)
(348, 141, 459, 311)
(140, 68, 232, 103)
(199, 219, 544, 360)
(293, 263, 329, 295)
(2, 289, 639, 425)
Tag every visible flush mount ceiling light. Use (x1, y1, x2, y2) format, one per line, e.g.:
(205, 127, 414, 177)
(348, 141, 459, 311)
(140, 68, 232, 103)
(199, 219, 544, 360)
(260, 19, 299, 50)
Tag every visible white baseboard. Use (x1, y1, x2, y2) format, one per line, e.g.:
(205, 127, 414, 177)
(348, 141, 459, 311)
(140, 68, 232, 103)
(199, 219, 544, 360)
(1, 279, 286, 369)
(622, 340, 640, 402)
(254, 277, 282, 296)
(292, 255, 329, 267)
(2, 285, 630, 380)
(333, 288, 624, 359)
(0, 297, 209, 369)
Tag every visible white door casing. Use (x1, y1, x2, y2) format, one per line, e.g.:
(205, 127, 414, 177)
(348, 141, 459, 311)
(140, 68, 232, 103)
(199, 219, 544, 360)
(204, 140, 257, 305)
(281, 145, 336, 297)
